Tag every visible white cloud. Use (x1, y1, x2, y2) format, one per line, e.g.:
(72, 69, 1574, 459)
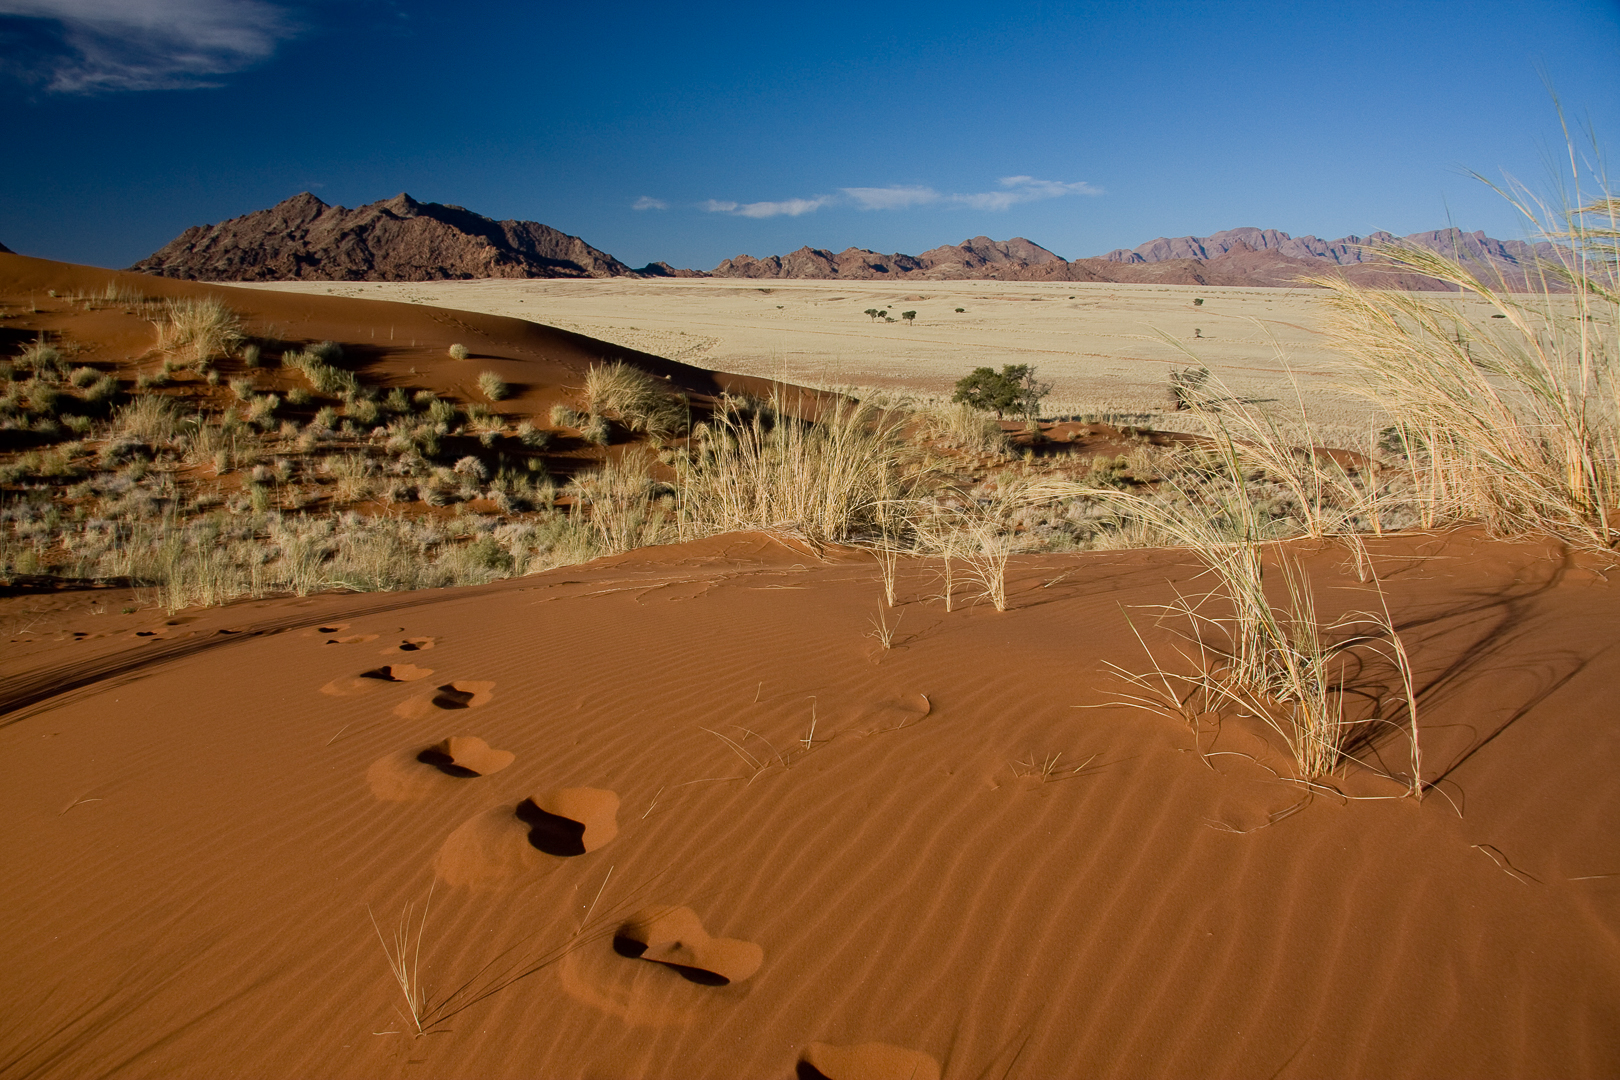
(701, 176, 1102, 220)
(703, 195, 832, 219)
(843, 185, 941, 210)
(632, 196, 668, 211)
(0, 0, 296, 92)
(950, 176, 1104, 211)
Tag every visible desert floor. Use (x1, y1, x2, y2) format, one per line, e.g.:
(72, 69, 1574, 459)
(4, 528, 1618, 1079)
(3, 258, 1617, 1079)
(241, 278, 1494, 441)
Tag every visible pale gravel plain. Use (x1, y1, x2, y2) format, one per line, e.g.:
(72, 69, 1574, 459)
(233, 277, 1492, 443)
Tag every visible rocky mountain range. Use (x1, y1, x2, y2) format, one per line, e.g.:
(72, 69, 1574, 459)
(127, 191, 1547, 291)
(1101, 225, 1554, 269)
(129, 193, 699, 282)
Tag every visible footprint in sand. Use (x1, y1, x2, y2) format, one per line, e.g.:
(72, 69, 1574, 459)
(418, 735, 515, 777)
(367, 734, 514, 800)
(434, 787, 619, 888)
(387, 636, 436, 653)
(394, 679, 495, 719)
(797, 1043, 941, 1080)
(613, 906, 763, 986)
(519, 787, 619, 856)
(321, 663, 434, 697)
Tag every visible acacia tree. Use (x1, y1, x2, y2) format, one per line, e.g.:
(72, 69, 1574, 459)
(952, 364, 1050, 420)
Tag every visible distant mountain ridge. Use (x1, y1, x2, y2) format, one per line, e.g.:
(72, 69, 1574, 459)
(713, 226, 1550, 290)
(1101, 225, 1555, 268)
(128, 191, 1547, 291)
(130, 193, 702, 282)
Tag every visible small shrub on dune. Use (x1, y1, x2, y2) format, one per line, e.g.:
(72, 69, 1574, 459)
(477, 371, 509, 401)
(448, 343, 470, 361)
(517, 421, 553, 449)
(230, 377, 256, 401)
(68, 366, 99, 389)
(550, 403, 584, 428)
(240, 342, 262, 368)
(384, 386, 411, 414)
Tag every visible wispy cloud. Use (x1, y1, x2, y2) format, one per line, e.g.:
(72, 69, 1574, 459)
(711, 176, 1102, 219)
(843, 185, 941, 210)
(703, 196, 833, 219)
(953, 175, 1103, 210)
(632, 195, 668, 211)
(0, 0, 297, 93)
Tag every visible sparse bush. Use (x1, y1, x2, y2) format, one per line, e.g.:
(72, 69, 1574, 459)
(230, 377, 256, 401)
(448, 343, 470, 360)
(477, 371, 509, 401)
(425, 397, 457, 425)
(347, 397, 381, 426)
(550, 403, 584, 428)
(453, 455, 489, 481)
(241, 342, 262, 367)
(286, 386, 312, 407)
(68, 366, 99, 389)
(384, 386, 411, 413)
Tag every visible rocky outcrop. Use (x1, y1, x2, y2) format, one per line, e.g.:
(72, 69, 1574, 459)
(130, 193, 666, 281)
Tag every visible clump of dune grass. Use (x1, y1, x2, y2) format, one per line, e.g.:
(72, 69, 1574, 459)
(477, 371, 509, 401)
(1029, 406, 1422, 791)
(448, 343, 469, 360)
(155, 298, 244, 367)
(1315, 130, 1617, 549)
(916, 400, 1010, 456)
(115, 394, 183, 442)
(676, 391, 916, 546)
(568, 447, 675, 553)
(583, 360, 688, 438)
(369, 884, 434, 1037)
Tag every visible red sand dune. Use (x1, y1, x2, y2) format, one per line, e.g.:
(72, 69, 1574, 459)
(2, 527, 1618, 1077)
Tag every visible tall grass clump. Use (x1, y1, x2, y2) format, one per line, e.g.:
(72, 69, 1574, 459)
(677, 392, 914, 545)
(1315, 137, 1618, 549)
(583, 360, 688, 438)
(155, 298, 244, 367)
(1027, 386, 1421, 791)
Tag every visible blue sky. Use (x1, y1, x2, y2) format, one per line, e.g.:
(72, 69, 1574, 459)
(1, 1, 1616, 271)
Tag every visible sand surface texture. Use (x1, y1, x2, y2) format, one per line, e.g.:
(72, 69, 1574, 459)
(240, 277, 1500, 433)
(3, 528, 1618, 1078)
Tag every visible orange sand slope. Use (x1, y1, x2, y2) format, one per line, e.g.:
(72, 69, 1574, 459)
(2, 529, 1618, 1078)
(0, 252, 794, 415)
